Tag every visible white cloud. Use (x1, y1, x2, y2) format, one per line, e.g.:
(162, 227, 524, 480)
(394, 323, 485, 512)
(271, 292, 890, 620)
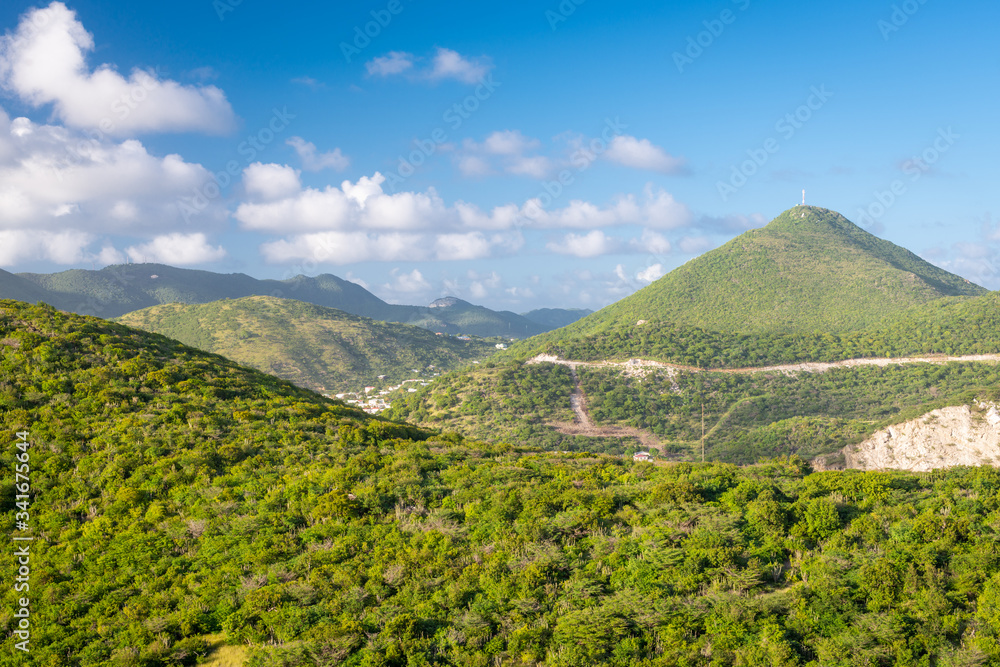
(0, 3, 236, 135)
(481, 130, 540, 156)
(366, 48, 492, 84)
(243, 162, 301, 200)
(457, 154, 492, 177)
(636, 264, 665, 283)
(286, 137, 349, 172)
(604, 136, 686, 174)
(457, 130, 552, 179)
(506, 155, 553, 179)
(0, 108, 223, 234)
(635, 229, 671, 254)
(126, 233, 226, 265)
(547, 230, 622, 258)
(0, 229, 93, 265)
(384, 268, 431, 294)
(291, 76, 325, 90)
(428, 48, 491, 84)
(259, 229, 522, 265)
(365, 51, 415, 77)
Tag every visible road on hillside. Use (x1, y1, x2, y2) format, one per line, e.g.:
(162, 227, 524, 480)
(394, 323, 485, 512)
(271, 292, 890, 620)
(526, 352, 1000, 454)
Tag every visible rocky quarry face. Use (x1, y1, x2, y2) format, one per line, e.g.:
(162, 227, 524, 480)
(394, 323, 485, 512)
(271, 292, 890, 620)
(815, 401, 1000, 471)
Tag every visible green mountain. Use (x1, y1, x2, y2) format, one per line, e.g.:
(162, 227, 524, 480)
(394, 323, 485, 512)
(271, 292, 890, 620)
(9, 263, 549, 337)
(560, 206, 986, 337)
(7, 298, 1000, 665)
(116, 296, 496, 392)
(0, 267, 57, 304)
(521, 307, 593, 329)
(391, 208, 1000, 463)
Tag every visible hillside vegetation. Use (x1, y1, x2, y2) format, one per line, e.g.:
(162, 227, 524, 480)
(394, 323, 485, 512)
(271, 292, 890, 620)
(6, 264, 549, 338)
(551, 206, 985, 338)
(117, 296, 495, 392)
(7, 301, 1000, 664)
(516, 292, 1000, 369)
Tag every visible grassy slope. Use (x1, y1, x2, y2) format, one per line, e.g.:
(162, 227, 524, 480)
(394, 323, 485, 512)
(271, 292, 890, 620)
(548, 206, 986, 339)
(116, 296, 497, 392)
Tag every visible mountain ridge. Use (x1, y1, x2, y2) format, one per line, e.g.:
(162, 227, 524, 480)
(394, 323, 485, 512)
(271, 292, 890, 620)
(4, 263, 563, 338)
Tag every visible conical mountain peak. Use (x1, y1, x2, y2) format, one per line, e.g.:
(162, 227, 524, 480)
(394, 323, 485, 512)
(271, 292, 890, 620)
(563, 207, 986, 335)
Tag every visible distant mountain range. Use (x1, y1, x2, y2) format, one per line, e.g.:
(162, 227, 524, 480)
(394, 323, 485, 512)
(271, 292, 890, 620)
(0, 264, 589, 338)
(117, 296, 496, 392)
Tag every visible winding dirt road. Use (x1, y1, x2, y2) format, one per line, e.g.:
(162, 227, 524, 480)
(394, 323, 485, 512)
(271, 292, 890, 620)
(526, 352, 1000, 452)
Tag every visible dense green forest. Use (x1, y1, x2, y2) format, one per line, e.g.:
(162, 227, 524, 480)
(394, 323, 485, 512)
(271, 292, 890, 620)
(5, 300, 1000, 665)
(511, 292, 1000, 370)
(117, 296, 496, 392)
(391, 356, 1000, 464)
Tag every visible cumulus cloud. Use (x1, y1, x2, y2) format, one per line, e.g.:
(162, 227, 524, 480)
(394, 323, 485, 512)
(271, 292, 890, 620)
(0, 3, 236, 135)
(547, 230, 622, 258)
(384, 268, 431, 295)
(481, 130, 540, 156)
(457, 130, 553, 179)
(0, 229, 95, 265)
(259, 229, 522, 265)
(126, 233, 226, 265)
(365, 48, 492, 84)
(243, 162, 301, 200)
(428, 48, 492, 83)
(0, 108, 223, 233)
(286, 137, 350, 172)
(635, 229, 671, 254)
(604, 136, 686, 174)
(636, 263, 665, 283)
(523, 187, 692, 230)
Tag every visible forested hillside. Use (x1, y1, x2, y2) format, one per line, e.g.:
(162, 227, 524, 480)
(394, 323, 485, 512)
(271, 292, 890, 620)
(6, 299, 1000, 665)
(516, 292, 1000, 370)
(117, 296, 496, 392)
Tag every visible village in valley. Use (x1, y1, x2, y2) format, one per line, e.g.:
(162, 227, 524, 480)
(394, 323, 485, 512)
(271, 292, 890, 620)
(327, 339, 510, 414)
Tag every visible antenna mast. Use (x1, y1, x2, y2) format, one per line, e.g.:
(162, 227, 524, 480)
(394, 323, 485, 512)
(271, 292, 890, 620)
(802, 189, 806, 206)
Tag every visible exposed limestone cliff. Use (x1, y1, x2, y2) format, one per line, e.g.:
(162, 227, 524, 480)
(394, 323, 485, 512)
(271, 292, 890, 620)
(815, 402, 1000, 471)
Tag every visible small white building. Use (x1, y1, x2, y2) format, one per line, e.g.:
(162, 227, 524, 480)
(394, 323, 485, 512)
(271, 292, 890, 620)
(632, 451, 653, 462)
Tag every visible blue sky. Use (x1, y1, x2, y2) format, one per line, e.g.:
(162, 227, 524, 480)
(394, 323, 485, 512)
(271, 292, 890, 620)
(0, 0, 996, 310)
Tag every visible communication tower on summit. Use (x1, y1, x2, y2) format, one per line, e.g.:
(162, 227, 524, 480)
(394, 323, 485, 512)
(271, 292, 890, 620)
(802, 189, 806, 206)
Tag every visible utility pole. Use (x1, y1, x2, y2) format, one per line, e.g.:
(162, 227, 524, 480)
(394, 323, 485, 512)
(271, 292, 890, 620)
(701, 403, 705, 463)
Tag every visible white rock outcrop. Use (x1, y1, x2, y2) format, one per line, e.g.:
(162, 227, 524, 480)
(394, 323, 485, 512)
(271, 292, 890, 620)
(835, 403, 1000, 471)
